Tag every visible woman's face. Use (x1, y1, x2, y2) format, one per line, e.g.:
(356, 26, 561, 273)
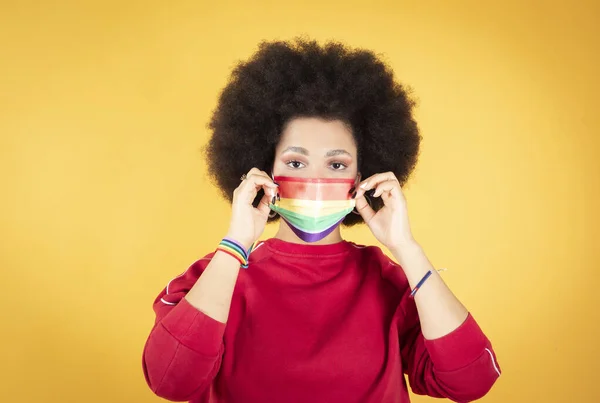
(273, 117, 358, 179)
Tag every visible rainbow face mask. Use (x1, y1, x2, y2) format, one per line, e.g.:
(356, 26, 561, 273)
(269, 176, 357, 243)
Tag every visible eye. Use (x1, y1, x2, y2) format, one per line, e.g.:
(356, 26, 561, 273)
(330, 162, 348, 171)
(286, 160, 306, 169)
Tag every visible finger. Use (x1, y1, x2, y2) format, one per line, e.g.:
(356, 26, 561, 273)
(256, 168, 275, 182)
(256, 192, 272, 217)
(247, 167, 271, 178)
(240, 174, 279, 204)
(372, 179, 400, 198)
(360, 172, 398, 190)
(354, 194, 376, 223)
(355, 172, 398, 199)
(252, 169, 279, 202)
(244, 168, 276, 186)
(247, 176, 279, 201)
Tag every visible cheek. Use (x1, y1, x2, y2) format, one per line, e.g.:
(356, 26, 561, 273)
(272, 157, 285, 169)
(272, 158, 290, 176)
(341, 159, 359, 177)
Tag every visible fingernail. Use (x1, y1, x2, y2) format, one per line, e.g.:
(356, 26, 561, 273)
(351, 191, 357, 199)
(273, 181, 280, 186)
(360, 183, 368, 189)
(272, 196, 276, 205)
(348, 187, 355, 195)
(276, 193, 280, 201)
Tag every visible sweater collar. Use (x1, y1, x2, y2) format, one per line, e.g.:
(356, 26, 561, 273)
(262, 237, 355, 257)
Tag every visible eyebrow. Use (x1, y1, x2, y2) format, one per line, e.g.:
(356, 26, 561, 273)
(325, 149, 352, 157)
(282, 146, 309, 155)
(282, 146, 352, 158)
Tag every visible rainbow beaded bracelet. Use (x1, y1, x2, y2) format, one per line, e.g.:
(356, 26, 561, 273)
(216, 237, 257, 269)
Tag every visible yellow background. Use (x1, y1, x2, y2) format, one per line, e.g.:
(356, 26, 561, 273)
(1, 1, 598, 402)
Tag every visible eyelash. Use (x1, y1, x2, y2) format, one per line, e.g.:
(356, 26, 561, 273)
(330, 162, 347, 170)
(285, 160, 348, 170)
(286, 160, 305, 169)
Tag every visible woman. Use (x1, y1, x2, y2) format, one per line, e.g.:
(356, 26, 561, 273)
(142, 39, 501, 403)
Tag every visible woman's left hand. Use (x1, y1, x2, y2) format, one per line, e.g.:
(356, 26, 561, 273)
(354, 172, 415, 251)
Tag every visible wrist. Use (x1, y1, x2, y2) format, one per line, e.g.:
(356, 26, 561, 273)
(388, 238, 421, 259)
(218, 236, 255, 269)
(224, 232, 254, 251)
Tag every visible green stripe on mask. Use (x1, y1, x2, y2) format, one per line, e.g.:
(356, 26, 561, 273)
(270, 205, 355, 233)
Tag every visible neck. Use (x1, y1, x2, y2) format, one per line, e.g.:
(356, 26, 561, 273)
(274, 220, 344, 245)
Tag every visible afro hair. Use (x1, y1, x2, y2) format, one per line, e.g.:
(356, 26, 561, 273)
(205, 37, 421, 226)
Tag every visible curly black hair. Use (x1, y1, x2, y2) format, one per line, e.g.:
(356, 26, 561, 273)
(205, 38, 421, 226)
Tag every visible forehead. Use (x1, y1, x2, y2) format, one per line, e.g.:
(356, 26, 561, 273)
(277, 117, 356, 152)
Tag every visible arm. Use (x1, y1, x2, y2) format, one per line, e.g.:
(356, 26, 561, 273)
(142, 244, 267, 401)
(354, 172, 500, 401)
(391, 242, 501, 402)
(142, 255, 237, 401)
(142, 168, 276, 401)
(185, 250, 246, 323)
(399, 306, 501, 402)
(390, 241, 467, 340)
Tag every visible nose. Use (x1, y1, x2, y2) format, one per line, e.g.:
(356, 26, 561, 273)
(311, 166, 330, 178)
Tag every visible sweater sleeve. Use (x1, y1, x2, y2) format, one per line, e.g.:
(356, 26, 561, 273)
(399, 297, 501, 403)
(142, 254, 225, 402)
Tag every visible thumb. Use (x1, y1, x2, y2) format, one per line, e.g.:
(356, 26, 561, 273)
(355, 194, 376, 223)
(256, 192, 272, 218)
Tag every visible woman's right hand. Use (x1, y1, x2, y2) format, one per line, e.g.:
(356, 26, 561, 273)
(225, 168, 278, 250)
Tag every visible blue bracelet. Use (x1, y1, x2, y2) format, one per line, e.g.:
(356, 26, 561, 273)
(409, 270, 433, 298)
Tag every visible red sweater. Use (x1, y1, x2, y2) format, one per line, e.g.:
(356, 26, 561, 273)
(142, 238, 500, 403)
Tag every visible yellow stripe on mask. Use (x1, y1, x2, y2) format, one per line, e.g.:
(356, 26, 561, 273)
(274, 197, 356, 218)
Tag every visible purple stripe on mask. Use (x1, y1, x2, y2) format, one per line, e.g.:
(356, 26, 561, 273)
(282, 217, 345, 243)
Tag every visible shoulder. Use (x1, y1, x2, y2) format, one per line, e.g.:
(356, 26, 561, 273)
(157, 253, 216, 304)
(347, 241, 387, 264)
(349, 241, 410, 292)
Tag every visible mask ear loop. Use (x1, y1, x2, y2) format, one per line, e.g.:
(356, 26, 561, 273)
(268, 170, 279, 218)
(351, 172, 369, 215)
